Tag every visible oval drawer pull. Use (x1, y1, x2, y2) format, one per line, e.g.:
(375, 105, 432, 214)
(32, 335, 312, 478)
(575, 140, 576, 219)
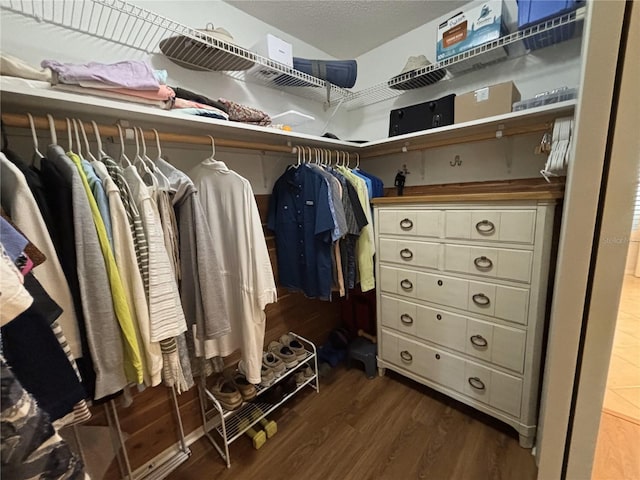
(436, 314, 442, 321)
(400, 218, 414, 230)
(472, 293, 491, 306)
(475, 220, 496, 235)
(400, 248, 413, 260)
(400, 314, 414, 325)
(468, 377, 486, 390)
(437, 280, 443, 286)
(400, 350, 413, 362)
(435, 353, 441, 360)
(470, 335, 488, 347)
(473, 256, 493, 270)
(400, 279, 413, 290)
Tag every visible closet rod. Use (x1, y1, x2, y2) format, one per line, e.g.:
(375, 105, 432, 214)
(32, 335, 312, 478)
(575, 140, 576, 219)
(1, 113, 296, 154)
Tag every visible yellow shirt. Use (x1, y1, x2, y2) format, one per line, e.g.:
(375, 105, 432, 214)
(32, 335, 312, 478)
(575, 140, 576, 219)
(68, 152, 143, 384)
(336, 166, 375, 292)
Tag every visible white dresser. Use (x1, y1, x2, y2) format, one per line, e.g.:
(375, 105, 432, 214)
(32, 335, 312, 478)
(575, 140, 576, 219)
(373, 193, 558, 447)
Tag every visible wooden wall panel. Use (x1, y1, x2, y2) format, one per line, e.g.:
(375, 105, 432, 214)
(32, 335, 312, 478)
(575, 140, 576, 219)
(91, 194, 342, 479)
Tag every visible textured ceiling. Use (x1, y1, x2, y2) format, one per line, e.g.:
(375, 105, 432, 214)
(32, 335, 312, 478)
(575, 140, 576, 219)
(223, 1, 468, 58)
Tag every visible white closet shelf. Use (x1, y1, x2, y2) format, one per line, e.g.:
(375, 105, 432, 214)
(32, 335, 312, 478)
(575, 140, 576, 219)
(347, 7, 586, 110)
(358, 100, 576, 158)
(0, 77, 355, 151)
(0, 77, 575, 156)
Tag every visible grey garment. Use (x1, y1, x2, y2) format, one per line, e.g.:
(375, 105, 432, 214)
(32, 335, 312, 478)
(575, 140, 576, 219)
(155, 158, 231, 340)
(176, 333, 194, 391)
(308, 164, 348, 241)
(48, 146, 127, 400)
(330, 169, 361, 236)
(81, 158, 113, 250)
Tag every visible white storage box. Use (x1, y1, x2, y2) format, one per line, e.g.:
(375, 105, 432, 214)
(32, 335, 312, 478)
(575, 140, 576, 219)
(253, 34, 293, 67)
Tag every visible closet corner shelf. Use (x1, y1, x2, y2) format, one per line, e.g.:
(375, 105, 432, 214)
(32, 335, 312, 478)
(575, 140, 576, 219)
(0, 77, 576, 157)
(347, 6, 586, 110)
(359, 99, 576, 158)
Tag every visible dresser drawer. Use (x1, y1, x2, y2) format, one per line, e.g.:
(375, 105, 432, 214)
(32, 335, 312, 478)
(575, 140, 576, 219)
(444, 244, 533, 283)
(445, 210, 536, 244)
(380, 295, 466, 352)
(381, 330, 465, 392)
(381, 296, 526, 373)
(380, 266, 419, 299)
(379, 238, 441, 270)
(378, 210, 442, 238)
(381, 267, 530, 325)
(465, 318, 526, 373)
(464, 362, 523, 417)
(467, 280, 530, 325)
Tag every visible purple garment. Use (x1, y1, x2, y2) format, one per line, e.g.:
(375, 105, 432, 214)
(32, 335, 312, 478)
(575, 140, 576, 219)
(41, 60, 159, 90)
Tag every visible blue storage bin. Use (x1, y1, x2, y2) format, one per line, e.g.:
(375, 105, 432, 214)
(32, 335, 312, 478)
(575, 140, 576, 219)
(517, 0, 582, 50)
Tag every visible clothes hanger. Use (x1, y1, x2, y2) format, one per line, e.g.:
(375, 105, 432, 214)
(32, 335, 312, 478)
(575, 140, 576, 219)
(116, 124, 132, 167)
(151, 128, 162, 160)
(26, 113, 43, 167)
(91, 120, 107, 159)
(46, 114, 57, 146)
(65, 118, 73, 153)
(72, 119, 84, 159)
(139, 126, 171, 188)
(354, 153, 360, 170)
(133, 127, 155, 182)
(78, 120, 98, 162)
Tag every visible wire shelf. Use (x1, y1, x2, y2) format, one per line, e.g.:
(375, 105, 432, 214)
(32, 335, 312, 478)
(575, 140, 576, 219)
(215, 375, 317, 444)
(0, 0, 355, 106)
(345, 6, 586, 110)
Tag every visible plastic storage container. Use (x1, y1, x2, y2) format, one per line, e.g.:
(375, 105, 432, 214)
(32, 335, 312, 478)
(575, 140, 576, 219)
(517, 0, 582, 50)
(512, 87, 578, 111)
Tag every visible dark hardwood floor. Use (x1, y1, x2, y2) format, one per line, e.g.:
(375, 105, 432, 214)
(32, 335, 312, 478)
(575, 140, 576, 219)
(168, 366, 538, 480)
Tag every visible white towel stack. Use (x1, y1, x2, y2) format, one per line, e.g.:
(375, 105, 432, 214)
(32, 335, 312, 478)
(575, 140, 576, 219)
(541, 116, 574, 182)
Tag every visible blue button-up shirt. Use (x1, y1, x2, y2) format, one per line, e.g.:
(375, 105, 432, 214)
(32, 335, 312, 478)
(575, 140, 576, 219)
(268, 165, 334, 300)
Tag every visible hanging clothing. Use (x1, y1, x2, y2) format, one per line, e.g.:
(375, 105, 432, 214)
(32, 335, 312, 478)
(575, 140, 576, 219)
(68, 151, 143, 385)
(155, 158, 231, 341)
(81, 158, 113, 249)
(93, 160, 162, 387)
(0, 247, 33, 325)
(0, 153, 82, 360)
(47, 145, 128, 400)
(122, 165, 189, 391)
(0, 355, 86, 480)
(268, 164, 335, 300)
(336, 166, 376, 292)
(189, 160, 277, 384)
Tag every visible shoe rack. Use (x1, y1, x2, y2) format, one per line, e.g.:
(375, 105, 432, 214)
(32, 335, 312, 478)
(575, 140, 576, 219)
(198, 332, 319, 468)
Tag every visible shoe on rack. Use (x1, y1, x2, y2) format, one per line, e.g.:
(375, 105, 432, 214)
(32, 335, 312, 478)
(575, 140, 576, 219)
(263, 352, 286, 377)
(279, 333, 307, 360)
(231, 372, 257, 401)
(262, 384, 285, 405)
(211, 376, 243, 411)
(268, 341, 298, 369)
(282, 376, 297, 395)
(294, 370, 306, 386)
(302, 362, 314, 379)
(260, 364, 276, 388)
